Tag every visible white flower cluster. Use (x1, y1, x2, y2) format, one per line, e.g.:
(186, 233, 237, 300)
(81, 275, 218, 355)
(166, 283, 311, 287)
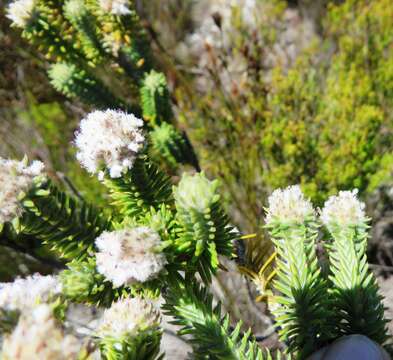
(99, 0, 131, 15)
(64, 0, 87, 20)
(0, 158, 45, 224)
(1, 304, 81, 360)
(320, 189, 367, 228)
(6, 0, 37, 28)
(98, 297, 160, 338)
(174, 173, 219, 213)
(265, 185, 315, 224)
(0, 274, 61, 312)
(74, 110, 145, 179)
(95, 227, 166, 287)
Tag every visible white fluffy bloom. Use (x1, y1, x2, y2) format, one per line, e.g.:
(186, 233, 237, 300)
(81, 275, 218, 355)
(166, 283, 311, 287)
(98, 297, 160, 338)
(0, 274, 61, 312)
(1, 304, 81, 360)
(320, 189, 367, 227)
(6, 0, 37, 28)
(95, 227, 166, 287)
(0, 158, 45, 224)
(99, 0, 131, 15)
(74, 110, 145, 179)
(265, 185, 315, 224)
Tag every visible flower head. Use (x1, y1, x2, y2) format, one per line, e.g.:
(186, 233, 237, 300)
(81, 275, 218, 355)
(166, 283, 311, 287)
(0, 274, 61, 312)
(99, 0, 132, 15)
(174, 172, 219, 213)
(95, 227, 166, 287)
(64, 0, 87, 20)
(320, 189, 367, 228)
(74, 109, 145, 179)
(0, 158, 45, 224)
(265, 185, 315, 224)
(6, 0, 38, 28)
(97, 297, 160, 339)
(1, 304, 81, 360)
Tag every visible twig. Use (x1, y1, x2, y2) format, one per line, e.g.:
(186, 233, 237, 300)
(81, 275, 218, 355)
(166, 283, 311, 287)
(370, 263, 393, 272)
(56, 172, 84, 201)
(0, 237, 65, 270)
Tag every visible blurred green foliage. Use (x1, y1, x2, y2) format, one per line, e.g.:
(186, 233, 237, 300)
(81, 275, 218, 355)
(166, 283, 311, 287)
(171, 0, 393, 232)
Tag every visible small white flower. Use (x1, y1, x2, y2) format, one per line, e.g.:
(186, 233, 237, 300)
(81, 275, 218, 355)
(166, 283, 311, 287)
(265, 185, 315, 224)
(6, 0, 37, 28)
(27, 160, 45, 175)
(1, 304, 81, 360)
(99, 0, 132, 15)
(174, 172, 219, 213)
(97, 297, 160, 338)
(0, 158, 45, 224)
(95, 227, 166, 287)
(0, 274, 61, 312)
(320, 189, 367, 227)
(74, 109, 145, 179)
